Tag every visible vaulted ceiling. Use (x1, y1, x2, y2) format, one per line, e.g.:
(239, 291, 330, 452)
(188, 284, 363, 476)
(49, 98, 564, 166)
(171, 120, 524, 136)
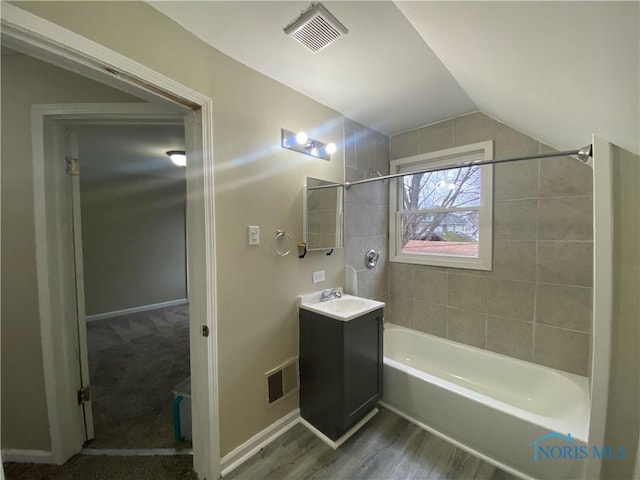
(149, 1, 639, 155)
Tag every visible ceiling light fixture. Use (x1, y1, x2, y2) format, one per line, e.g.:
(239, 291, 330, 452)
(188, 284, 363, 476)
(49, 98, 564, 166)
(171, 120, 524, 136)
(281, 129, 335, 161)
(166, 150, 186, 167)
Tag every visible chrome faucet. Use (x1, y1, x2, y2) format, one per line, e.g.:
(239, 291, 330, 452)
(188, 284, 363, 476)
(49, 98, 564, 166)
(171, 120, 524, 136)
(320, 288, 342, 302)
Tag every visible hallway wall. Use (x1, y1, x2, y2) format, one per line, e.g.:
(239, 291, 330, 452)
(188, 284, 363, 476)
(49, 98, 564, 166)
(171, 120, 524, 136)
(81, 171, 187, 316)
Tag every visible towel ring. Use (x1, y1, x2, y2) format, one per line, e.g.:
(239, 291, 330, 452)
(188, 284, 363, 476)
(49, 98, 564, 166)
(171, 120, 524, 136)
(274, 230, 293, 256)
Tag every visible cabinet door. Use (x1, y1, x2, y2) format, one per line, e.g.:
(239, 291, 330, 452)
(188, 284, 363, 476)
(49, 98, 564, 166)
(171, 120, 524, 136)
(299, 309, 343, 439)
(341, 310, 383, 429)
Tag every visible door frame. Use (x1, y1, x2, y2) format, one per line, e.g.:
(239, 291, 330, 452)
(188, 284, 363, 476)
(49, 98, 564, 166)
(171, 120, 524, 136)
(41, 109, 188, 450)
(2, 5, 220, 479)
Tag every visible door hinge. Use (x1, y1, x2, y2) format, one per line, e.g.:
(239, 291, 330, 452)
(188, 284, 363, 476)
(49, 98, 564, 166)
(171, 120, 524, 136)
(77, 386, 91, 405)
(66, 157, 80, 176)
(202, 325, 210, 337)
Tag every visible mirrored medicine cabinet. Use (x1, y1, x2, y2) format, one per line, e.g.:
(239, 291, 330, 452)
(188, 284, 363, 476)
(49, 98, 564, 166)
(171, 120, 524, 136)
(303, 177, 343, 251)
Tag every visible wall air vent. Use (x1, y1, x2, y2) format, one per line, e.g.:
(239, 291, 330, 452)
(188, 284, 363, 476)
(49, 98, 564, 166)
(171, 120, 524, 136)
(265, 357, 299, 407)
(283, 3, 348, 53)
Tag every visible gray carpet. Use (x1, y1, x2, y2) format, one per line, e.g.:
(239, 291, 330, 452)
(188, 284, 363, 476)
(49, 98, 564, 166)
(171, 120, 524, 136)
(85, 304, 191, 449)
(3, 455, 197, 480)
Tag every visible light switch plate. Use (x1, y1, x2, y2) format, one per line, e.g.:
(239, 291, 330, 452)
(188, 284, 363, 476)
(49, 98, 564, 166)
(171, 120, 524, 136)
(312, 270, 325, 284)
(248, 225, 260, 245)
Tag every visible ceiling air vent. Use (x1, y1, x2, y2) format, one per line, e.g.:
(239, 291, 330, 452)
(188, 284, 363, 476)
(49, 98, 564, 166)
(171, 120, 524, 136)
(283, 3, 348, 53)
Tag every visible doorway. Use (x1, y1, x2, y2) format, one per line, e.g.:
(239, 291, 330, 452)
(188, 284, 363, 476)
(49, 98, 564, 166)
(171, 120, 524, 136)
(29, 94, 218, 475)
(21, 92, 218, 480)
(1, 5, 221, 474)
(62, 122, 192, 450)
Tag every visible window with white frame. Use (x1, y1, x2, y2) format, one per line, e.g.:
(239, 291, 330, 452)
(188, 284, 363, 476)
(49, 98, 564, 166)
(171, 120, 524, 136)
(389, 141, 493, 270)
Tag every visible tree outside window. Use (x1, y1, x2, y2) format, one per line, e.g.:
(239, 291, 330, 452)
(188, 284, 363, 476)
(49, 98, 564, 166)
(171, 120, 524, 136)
(389, 141, 493, 270)
(400, 165, 481, 257)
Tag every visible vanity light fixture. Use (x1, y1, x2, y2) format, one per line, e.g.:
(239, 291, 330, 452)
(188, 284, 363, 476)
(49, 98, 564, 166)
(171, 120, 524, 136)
(281, 129, 335, 161)
(166, 150, 186, 167)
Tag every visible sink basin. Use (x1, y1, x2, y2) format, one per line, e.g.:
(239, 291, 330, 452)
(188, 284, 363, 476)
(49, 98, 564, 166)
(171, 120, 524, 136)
(323, 298, 368, 315)
(298, 291, 385, 321)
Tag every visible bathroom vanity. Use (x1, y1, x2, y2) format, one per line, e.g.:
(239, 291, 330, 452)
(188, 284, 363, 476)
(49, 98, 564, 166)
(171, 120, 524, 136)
(298, 292, 384, 446)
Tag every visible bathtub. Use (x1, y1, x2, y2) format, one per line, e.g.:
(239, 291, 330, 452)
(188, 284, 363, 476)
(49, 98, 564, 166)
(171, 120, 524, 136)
(381, 324, 590, 480)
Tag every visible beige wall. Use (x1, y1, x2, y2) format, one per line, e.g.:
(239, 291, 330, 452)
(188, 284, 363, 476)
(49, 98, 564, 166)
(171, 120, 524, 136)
(11, 1, 346, 455)
(389, 112, 594, 376)
(602, 146, 639, 479)
(80, 173, 187, 316)
(343, 118, 390, 303)
(1, 53, 141, 450)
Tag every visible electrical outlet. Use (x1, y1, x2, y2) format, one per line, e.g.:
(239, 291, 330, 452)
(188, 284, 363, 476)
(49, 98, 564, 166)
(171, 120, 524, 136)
(312, 270, 325, 284)
(248, 225, 260, 245)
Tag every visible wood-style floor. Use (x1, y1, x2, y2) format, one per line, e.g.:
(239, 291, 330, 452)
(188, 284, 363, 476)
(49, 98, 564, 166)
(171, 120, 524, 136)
(226, 407, 518, 480)
(4, 408, 518, 480)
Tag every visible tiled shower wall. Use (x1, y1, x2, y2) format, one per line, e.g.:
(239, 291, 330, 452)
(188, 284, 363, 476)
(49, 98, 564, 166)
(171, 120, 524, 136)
(388, 112, 593, 376)
(343, 118, 390, 303)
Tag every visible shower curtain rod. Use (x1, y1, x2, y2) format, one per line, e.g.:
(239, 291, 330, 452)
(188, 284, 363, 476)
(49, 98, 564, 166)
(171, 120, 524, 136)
(308, 144, 592, 190)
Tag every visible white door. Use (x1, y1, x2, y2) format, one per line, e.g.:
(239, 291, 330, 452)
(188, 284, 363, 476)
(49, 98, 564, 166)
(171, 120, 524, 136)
(39, 118, 90, 460)
(66, 126, 95, 441)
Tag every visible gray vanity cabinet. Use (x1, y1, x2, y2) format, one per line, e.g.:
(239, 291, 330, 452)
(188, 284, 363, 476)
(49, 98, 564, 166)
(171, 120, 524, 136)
(299, 307, 383, 441)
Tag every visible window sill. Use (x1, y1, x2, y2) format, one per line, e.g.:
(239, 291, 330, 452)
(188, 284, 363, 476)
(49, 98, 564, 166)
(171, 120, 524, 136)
(389, 253, 492, 271)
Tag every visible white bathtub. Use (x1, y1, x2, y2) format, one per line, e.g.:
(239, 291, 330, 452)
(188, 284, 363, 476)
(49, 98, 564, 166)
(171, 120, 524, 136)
(381, 324, 590, 480)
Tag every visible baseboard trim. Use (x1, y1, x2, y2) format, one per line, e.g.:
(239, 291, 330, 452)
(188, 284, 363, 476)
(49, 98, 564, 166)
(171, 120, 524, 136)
(86, 299, 188, 322)
(300, 408, 378, 450)
(1, 449, 54, 464)
(80, 448, 192, 456)
(220, 408, 300, 477)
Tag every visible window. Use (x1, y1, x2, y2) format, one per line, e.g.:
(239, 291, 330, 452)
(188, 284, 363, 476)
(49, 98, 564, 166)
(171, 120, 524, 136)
(389, 141, 493, 270)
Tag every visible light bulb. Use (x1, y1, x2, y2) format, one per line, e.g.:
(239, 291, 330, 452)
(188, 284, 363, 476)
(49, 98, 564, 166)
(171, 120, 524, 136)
(437, 180, 447, 188)
(170, 154, 186, 167)
(167, 150, 186, 167)
(295, 131, 308, 145)
(325, 143, 337, 155)
(448, 183, 456, 190)
(310, 147, 320, 157)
